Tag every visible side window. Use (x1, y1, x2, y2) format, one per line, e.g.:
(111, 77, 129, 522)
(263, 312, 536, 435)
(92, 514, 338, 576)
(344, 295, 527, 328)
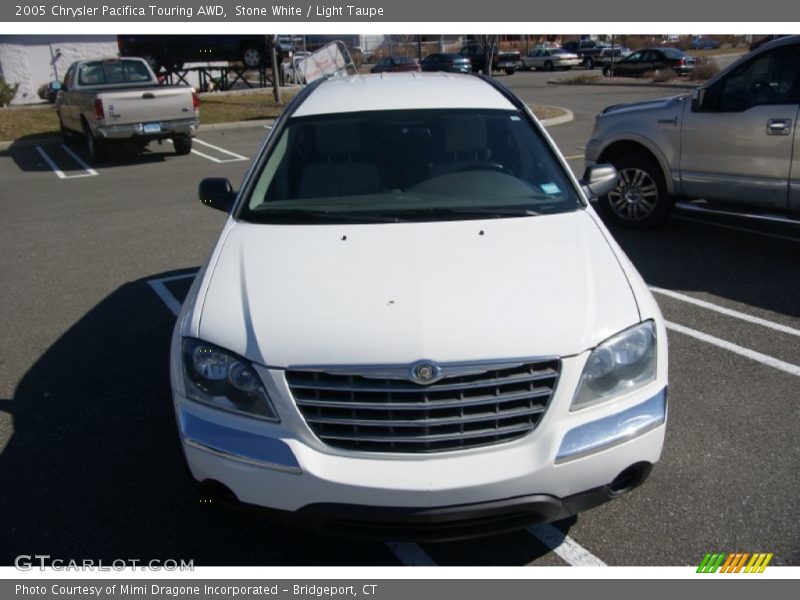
(644, 51, 661, 62)
(627, 51, 645, 62)
(717, 45, 800, 111)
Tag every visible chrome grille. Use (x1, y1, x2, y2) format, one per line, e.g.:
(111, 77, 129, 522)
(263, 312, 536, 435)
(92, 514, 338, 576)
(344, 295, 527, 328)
(286, 359, 560, 453)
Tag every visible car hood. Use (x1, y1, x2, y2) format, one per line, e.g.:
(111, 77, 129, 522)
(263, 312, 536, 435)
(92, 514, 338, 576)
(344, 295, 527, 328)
(601, 93, 690, 118)
(198, 210, 640, 367)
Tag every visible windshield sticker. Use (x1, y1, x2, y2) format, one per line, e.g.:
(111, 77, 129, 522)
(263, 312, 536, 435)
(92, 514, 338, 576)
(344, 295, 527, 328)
(541, 183, 561, 195)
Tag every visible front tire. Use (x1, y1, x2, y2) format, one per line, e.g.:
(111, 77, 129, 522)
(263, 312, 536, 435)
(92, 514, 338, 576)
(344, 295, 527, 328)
(504, 67, 515, 75)
(544, 60, 554, 71)
(173, 136, 193, 155)
(584, 57, 595, 70)
(598, 155, 672, 229)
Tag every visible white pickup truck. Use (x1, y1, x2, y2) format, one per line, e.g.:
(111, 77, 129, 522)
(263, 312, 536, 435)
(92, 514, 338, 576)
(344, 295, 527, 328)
(56, 57, 199, 162)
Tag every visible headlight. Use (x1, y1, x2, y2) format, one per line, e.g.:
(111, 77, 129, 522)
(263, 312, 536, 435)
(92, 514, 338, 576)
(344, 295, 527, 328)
(182, 338, 279, 421)
(571, 321, 657, 410)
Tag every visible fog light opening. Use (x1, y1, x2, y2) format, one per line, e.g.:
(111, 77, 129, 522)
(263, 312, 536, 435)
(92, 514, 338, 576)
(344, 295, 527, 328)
(609, 462, 651, 496)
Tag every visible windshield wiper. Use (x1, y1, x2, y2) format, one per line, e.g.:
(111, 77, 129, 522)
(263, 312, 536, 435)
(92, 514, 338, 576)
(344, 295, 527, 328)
(396, 207, 542, 219)
(248, 208, 404, 223)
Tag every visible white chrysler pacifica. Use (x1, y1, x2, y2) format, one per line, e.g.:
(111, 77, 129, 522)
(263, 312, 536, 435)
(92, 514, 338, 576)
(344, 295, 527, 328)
(170, 72, 668, 540)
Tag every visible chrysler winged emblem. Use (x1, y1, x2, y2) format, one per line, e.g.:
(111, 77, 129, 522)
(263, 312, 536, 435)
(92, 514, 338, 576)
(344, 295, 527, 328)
(410, 362, 441, 385)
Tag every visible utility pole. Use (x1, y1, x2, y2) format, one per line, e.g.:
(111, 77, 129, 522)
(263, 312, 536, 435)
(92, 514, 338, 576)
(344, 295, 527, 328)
(270, 35, 281, 104)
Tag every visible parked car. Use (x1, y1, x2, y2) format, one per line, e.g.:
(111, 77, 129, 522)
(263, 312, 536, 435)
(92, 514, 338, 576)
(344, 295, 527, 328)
(175, 72, 668, 541)
(420, 53, 472, 74)
(601, 48, 696, 77)
(586, 35, 800, 228)
(599, 46, 632, 63)
(56, 57, 199, 162)
(521, 48, 580, 71)
(370, 56, 421, 73)
(749, 34, 788, 51)
(118, 35, 285, 73)
(690, 37, 721, 50)
(561, 40, 611, 70)
(459, 43, 521, 75)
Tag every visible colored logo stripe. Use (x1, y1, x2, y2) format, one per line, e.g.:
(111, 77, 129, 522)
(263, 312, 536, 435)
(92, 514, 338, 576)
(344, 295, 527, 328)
(697, 552, 773, 573)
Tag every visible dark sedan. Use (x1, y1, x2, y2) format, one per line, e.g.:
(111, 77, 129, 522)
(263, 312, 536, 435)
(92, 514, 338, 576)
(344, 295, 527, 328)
(420, 53, 472, 74)
(602, 48, 696, 77)
(370, 56, 422, 73)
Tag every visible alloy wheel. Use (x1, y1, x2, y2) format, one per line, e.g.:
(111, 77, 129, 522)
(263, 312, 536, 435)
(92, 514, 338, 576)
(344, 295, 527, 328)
(606, 167, 659, 221)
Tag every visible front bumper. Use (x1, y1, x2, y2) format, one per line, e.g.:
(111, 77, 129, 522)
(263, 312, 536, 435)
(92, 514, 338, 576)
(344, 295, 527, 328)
(200, 463, 653, 541)
(174, 350, 667, 537)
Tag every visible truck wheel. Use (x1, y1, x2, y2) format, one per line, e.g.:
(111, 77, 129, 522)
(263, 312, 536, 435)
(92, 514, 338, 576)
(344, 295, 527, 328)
(505, 66, 515, 75)
(241, 45, 265, 68)
(173, 136, 193, 155)
(602, 65, 611, 77)
(598, 155, 671, 229)
(584, 57, 595, 70)
(83, 122, 106, 163)
(544, 60, 554, 71)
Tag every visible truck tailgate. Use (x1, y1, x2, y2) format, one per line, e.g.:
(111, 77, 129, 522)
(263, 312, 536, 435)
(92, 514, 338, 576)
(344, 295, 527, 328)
(97, 86, 194, 126)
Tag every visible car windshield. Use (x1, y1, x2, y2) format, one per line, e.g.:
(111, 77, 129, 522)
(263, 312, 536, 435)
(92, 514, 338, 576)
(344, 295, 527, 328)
(239, 109, 582, 224)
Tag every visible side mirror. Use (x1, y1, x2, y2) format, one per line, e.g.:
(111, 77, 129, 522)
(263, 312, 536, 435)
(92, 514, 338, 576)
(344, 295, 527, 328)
(691, 87, 706, 112)
(199, 178, 236, 213)
(580, 164, 618, 199)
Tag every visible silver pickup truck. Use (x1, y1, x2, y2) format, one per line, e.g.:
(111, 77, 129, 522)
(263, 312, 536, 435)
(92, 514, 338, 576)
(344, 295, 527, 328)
(56, 57, 199, 162)
(585, 35, 800, 228)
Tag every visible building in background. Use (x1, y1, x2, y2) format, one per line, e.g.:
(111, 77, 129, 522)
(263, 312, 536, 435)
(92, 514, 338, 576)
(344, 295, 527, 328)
(0, 35, 118, 105)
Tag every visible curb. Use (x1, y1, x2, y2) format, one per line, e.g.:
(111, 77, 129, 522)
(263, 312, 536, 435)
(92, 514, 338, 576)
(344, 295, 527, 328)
(547, 80, 698, 89)
(0, 136, 59, 151)
(539, 107, 574, 127)
(1, 110, 575, 149)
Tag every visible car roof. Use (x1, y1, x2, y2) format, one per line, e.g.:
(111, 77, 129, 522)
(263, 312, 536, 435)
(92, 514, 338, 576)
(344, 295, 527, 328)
(293, 72, 517, 117)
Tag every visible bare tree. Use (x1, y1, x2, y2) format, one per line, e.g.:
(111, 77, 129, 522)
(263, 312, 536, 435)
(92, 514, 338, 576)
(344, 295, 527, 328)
(475, 34, 498, 77)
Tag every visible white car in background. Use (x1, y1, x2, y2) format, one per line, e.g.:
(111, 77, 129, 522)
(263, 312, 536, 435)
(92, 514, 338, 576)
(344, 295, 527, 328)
(521, 48, 581, 71)
(170, 72, 668, 540)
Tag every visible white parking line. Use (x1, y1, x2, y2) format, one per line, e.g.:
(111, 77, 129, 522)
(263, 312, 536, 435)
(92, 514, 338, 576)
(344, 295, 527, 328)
(528, 524, 606, 566)
(146, 272, 197, 316)
(673, 216, 800, 244)
(193, 138, 248, 161)
(166, 139, 247, 163)
(666, 321, 800, 377)
(651, 287, 800, 338)
(384, 542, 437, 566)
(35, 145, 98, 179)
(59, 144, 98, 175)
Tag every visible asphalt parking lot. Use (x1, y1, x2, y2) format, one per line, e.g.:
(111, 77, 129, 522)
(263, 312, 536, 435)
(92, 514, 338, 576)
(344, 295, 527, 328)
(1, 69, 798, 567)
